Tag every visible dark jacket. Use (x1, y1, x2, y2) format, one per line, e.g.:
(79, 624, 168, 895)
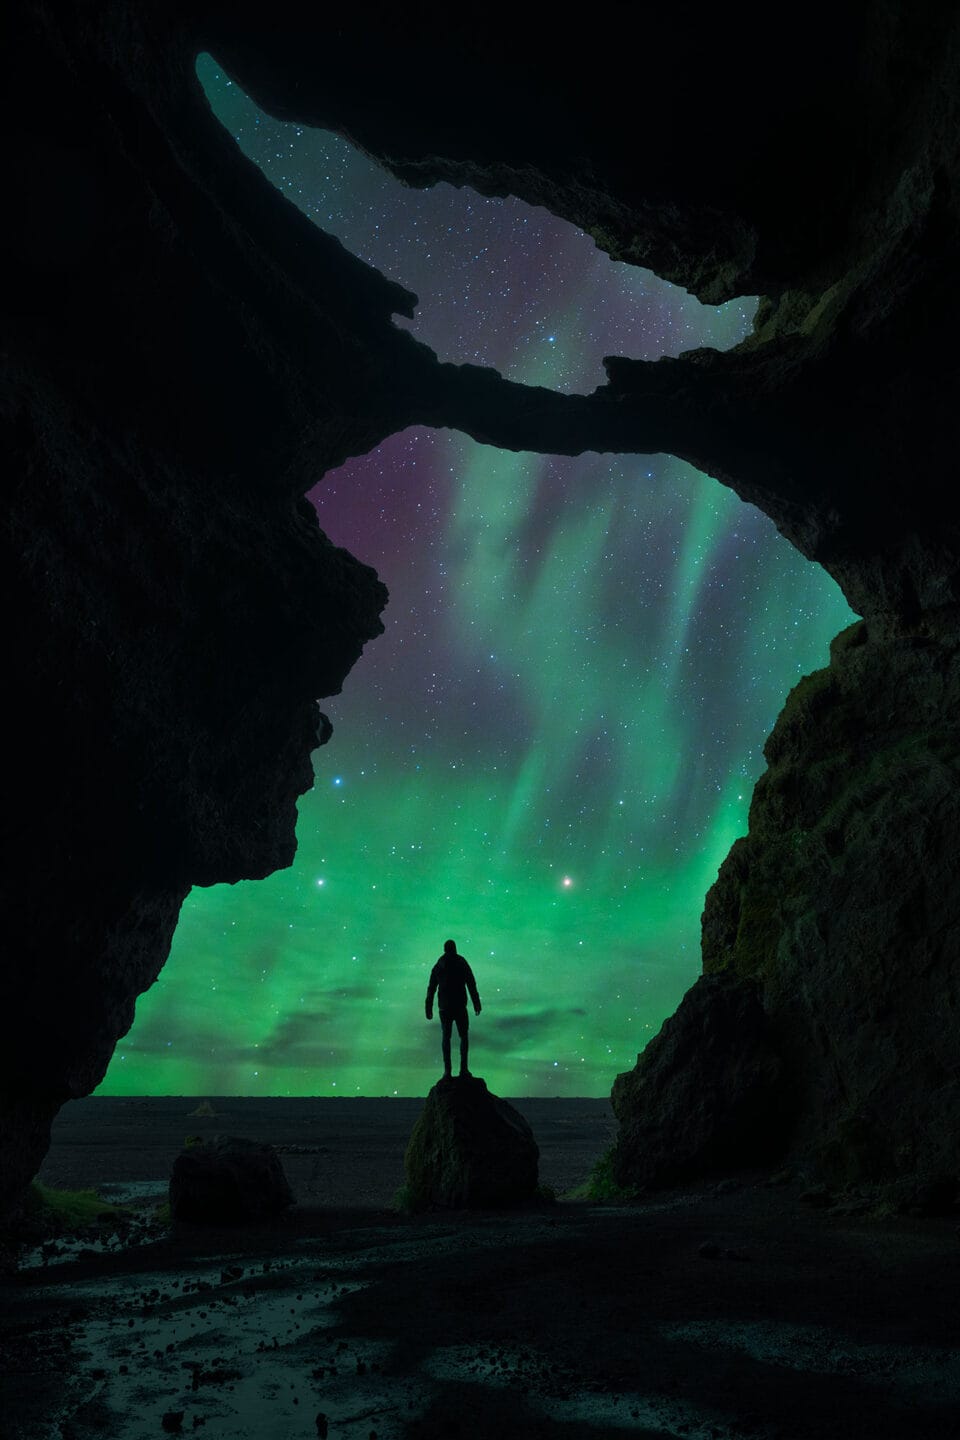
(425, 953, 480, 1015)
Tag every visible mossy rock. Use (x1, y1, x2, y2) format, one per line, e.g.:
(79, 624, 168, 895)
(404, 1077, 539, 1210)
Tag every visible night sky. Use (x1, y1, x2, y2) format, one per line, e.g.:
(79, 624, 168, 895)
(98, 57, 856, 1099)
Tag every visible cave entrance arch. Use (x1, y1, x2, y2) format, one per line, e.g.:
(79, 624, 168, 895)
(96, 60, 855, 1101)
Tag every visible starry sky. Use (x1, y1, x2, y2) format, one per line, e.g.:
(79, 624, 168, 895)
(98, 57, 856, 1099)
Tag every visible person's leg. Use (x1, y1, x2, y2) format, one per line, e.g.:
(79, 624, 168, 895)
(440, 1012, 453, 1077)
(454, 1009, 470, 1076)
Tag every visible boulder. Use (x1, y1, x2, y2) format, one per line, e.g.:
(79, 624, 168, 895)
(169, 1134, 294, 1223)
(404, 1077, 539, 1210)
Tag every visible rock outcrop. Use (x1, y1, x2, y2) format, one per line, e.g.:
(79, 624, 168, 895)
(4, 2, 960, 1210)
(4, 5, 395, 1213)
(611, 974, 784, 1191)
(613, 618, 960, 1190)
(403, 1077, 539, 1210)
(169, 1134, 294, 1222)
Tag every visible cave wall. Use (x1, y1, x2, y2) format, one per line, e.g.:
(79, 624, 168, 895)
(4, 0, 959, 1210)
(3, 5, 399, 1210)
(612, 618, 960, 1192)
(703, 619, 960, 1186)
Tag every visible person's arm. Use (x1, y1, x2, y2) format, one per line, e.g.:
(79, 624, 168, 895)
(425, 965, 438, 1020)
(464, 961, 481, 1015)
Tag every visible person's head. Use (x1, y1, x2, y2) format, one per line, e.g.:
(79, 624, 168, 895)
(443, 938, 457, 954)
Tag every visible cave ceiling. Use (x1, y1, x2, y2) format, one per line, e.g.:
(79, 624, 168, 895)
(198, 3, 960, 621)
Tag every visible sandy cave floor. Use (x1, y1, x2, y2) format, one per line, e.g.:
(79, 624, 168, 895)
(1, 1096, 958, 1440)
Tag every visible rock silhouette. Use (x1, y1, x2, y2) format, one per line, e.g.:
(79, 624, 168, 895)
(169, 1135, 294, 1223)
(404, 1077, 539, 1210)
(612, 974, 784, 1190)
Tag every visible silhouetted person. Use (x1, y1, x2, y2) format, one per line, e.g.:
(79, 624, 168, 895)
(425, 938, 481, 1079)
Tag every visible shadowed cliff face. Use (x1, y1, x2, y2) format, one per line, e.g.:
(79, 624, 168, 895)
(611, 619, 960, 1193)
(3, 1, 960, 1208)
(4, 8, 398, 1209)
(700, 619, 960, 1187)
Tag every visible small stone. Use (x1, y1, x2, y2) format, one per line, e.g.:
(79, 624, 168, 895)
(161, 1414, 184, 1434)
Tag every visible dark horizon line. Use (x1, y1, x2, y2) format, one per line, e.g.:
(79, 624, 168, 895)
(82, 1092, 611, 1102)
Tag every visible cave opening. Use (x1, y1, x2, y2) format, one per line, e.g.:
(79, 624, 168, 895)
(193, 53, 756, 387)
(96, 55, 856, 1101)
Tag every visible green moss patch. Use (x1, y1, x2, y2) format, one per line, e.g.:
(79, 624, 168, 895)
(23, 1183, 122, 1231)
(585, 1147, 639, 1203)
(729, 887, 783, 981)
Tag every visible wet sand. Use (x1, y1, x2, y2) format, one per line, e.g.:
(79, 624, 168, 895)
(4, 1095, 960, 1440)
